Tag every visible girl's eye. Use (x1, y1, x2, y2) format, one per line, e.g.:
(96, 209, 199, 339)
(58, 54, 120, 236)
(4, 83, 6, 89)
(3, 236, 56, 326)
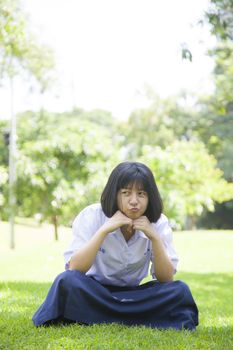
(138, 191, 146, 197)
(122, 190, 130, 195)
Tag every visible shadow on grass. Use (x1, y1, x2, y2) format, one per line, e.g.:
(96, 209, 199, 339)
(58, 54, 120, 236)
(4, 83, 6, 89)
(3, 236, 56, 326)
(0, 272, 232, 349)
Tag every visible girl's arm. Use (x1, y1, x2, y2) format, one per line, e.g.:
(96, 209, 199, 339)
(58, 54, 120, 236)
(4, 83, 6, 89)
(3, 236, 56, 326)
(133, 216, 174, 282)
(69, 211, 132, 272)
(69, 227, 108, 272)
(150, 235, 174, 282)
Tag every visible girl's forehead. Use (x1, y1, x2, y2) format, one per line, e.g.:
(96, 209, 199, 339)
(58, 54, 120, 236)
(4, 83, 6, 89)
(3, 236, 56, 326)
(122, 180, 145, 190)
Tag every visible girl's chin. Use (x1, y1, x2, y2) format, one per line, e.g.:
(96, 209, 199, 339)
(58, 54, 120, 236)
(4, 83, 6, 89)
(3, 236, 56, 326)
(124, 211, 142, 219)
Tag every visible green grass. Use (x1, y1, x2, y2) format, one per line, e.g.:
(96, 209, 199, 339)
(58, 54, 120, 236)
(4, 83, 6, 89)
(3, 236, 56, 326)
(0, 221, 233, 349)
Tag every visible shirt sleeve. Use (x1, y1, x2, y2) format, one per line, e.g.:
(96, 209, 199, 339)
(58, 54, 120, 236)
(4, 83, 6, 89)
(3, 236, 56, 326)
(63, 205, 101, 268)
(150, 214, 179, 277)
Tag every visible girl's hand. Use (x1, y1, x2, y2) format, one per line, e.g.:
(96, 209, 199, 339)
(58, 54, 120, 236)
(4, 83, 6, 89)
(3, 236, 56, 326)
(133, 216, 158, 240)
(101, 210, 133, 235)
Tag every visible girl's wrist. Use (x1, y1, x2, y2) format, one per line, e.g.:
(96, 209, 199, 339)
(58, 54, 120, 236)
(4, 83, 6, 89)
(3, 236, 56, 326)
(96, 227, 110, 238)
(150, 233, 160, 243)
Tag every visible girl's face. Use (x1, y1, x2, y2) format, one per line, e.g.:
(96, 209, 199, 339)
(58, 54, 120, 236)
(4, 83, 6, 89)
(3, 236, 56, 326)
(117, 182, 149, 220)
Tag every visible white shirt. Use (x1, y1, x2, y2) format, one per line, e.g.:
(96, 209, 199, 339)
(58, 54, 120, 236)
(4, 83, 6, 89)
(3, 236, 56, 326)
(64, 203, 179, 286)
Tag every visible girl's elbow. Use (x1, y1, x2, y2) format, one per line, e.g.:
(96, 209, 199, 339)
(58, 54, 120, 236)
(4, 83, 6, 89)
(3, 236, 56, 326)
(69, 259, 80, 271)
(69, 259, 89, 273)
(155, 269, 174, 283)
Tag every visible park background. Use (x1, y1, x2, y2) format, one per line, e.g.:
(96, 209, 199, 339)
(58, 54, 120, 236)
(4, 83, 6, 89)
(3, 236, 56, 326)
(0, 0, 233, 349)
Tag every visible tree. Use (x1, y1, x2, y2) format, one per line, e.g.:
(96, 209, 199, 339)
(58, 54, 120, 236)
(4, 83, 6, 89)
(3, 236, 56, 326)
(0, 0, 55, 84)
(192, 0, 233, 228)
(0, 0, 55, 247)
(205, 0, 233, 41)
(0, 120, 9, 219)
(197, 95, 233, 181)
(201, 1, 233, 175)
(13, 110, 121, 239)
(140, 141, 233, 229)
(120, 92, 202, 159)
(0, 165, 8, 210)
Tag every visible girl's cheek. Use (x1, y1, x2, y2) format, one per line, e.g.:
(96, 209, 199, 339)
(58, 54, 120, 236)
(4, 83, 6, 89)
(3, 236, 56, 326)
(117, 197, 123, 211)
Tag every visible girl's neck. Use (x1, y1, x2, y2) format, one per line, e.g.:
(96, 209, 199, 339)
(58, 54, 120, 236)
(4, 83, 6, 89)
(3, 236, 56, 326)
(121, 225, 135, 242)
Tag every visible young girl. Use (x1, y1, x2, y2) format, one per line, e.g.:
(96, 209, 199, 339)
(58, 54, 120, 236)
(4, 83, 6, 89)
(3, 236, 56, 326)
(32, 161, 198, 330)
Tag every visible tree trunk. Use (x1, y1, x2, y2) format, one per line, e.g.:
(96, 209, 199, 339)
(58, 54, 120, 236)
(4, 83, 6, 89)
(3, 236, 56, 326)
(52, 215, 59, 241)
(185, 215, 196, 230)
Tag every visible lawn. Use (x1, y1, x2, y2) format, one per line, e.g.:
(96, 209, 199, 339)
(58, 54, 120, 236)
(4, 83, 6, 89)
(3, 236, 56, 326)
(0, 221, 233, 350)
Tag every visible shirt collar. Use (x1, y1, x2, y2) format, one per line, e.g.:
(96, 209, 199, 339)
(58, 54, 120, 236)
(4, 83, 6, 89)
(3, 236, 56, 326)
(134, 230, 148, 240)
(112, 229, 148, 244)
(125, 230, 148, 245)
(135, 231, 148, 239)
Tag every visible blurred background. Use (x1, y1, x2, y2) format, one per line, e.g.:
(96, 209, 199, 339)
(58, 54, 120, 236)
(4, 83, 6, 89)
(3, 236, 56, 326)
(0, 0, 233, 247)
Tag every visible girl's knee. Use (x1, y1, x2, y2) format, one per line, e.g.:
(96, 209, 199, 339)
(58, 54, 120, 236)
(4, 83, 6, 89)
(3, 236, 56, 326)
(175, 280, 189, 290)
(174, 280, 193, 300)
(54, 270, 85, 288)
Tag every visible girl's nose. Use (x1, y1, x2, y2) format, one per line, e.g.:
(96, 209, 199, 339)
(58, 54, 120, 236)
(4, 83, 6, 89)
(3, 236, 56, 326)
(129, 193, 138, 205)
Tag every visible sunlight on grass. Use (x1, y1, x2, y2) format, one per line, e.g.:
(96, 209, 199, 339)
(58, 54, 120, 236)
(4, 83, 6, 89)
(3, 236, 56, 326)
(1, 222, 233, 281)
(0, 221, 233, 349)
(174, 230, 233, 273)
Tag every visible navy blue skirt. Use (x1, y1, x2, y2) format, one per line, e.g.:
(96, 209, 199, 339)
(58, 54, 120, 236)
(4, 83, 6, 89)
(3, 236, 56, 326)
(32, 270, 198, 330)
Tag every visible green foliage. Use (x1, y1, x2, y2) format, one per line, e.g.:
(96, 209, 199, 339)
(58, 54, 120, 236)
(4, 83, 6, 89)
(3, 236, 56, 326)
(198, 200, 233, 229)
(205, 0, 233, 41)
(181, 43, 192, 62)
(195, 42, 233, 181)
(0, 120, 9, 210)
(195, 1, 233, 228)
(120, 84, 233, 228)
(1, 0, 232, 231)
(198, 104, 233, 181)
(122, 93, 201, 156)
(0, 0, 55, 88)
(2, 102, 232, 230)
(0, 165, 8, 207)
(209, 42, 233, 105)
(122, 96, 176, 151)
(13, 111, 121, 229)
(119, 89, 233, 228)
(140, 141, 233, 228)
(0, 120, 9, 164)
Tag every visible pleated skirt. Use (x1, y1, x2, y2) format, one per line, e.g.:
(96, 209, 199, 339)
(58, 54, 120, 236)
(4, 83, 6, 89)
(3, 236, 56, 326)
(32, 270, 198, 330)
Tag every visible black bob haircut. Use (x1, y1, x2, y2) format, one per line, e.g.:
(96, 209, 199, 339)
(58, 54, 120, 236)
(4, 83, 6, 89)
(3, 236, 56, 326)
(101, 161, 163, 223)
